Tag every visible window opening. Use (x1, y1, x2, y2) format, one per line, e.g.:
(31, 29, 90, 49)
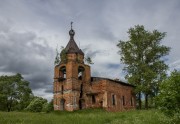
(92, 95, 96, 104)
(122, 96, 125, 106)
(112, 94, 115, 105)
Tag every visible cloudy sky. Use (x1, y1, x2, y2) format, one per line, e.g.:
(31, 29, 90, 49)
(0, 0, 180, 101)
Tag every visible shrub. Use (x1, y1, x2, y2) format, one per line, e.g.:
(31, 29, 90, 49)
(26, 97, 47, 112)
(156, 70, 180, 123)
(42, 100, 54, 113)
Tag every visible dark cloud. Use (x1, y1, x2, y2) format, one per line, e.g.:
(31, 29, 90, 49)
(82, 44, 114, 59)
(44, 85, 53, 93)
(0, 18, 54, 93)
(25, 72, 52, 90)
(82, 46, 101, 58)
(106, 63, 120, 69)
(0, 0, 180, 101)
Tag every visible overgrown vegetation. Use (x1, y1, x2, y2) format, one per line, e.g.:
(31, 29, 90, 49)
(60, 47, 67, 63)
(54, 46, 67, 65)
(85, 56, 94, 65)
(54, 46, 94, 65)
(0, 109, 174, 124)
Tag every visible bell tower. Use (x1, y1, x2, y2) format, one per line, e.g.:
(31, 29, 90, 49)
(53, 22, 91, 111)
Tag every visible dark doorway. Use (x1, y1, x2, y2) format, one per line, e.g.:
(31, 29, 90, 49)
(79, 100, 82, 109)
(60, 99, 65, 110)
(79, 99, 85, 110)
(92, 95, 96, 104)
(100, 101, 103, 108)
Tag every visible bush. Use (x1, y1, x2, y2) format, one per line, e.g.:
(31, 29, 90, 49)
(42, 100, 54, 113)
(42, 102, 53, 113)
(156, 70, 180, 123)
(26, 97, 47, 112)
(42, 103, 49, 112)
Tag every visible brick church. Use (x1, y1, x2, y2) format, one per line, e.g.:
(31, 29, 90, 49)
(53, 24, 136, 112)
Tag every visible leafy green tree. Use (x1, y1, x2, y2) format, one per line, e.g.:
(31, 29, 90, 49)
(117, 25, 170, 109)
(60, 46, 67, 63)
(48, 99, 54, 112)
(54, 46, 67, 65)
(26, 97, 47, 112)
(156, 70, 180, 116)
(0, 73, 32, 112)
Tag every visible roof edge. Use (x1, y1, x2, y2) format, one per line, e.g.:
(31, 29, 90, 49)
(91, 77, 135, 87)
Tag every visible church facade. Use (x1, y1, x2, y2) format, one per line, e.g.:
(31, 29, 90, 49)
(53, 26, 136, 112)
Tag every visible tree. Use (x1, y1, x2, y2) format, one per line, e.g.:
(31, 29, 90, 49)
(26, 97, 47, 112)
(0, 73, 32, 111)
(60, 46, 67, 63)
(85, 56, 94, 65)
(54, 48, 60, 65)
(156, 70, 180, 116)
(54, 46, 67, 65)
(117, 25, 170, 109)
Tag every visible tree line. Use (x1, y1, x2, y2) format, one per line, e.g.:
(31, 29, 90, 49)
(0, 73, 53, 112)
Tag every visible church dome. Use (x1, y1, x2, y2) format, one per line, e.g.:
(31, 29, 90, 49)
(69, 29, 75, 37)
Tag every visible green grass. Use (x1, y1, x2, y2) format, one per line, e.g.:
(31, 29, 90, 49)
(0, 109, 171, 124)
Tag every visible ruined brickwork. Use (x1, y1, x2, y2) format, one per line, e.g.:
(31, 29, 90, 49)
(53, 26, 136, 112)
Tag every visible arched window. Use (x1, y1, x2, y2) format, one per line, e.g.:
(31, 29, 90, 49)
(78, 66, 85, 80)
(59, 66, 66, 81)
(131, 97, 133, 106)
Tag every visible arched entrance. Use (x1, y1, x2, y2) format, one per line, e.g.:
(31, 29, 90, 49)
(60, 99, 65, 110)
(79, 99, 85, 110)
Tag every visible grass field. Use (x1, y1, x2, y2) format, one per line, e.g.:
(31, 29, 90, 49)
(0, 109, 172, 124)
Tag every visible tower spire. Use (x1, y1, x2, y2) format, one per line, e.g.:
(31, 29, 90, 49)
(65, 22, 84, 55)
(71, 21, 73, 30)
(69, 22, 75, 39)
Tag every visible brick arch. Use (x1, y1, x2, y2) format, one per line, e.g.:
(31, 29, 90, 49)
(59, 64, 66, 69)
(78, 64, 86, 68)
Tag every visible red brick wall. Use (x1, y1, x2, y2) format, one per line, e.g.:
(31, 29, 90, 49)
(87, 79, 136, 112)
(53, 52, 135, 112)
